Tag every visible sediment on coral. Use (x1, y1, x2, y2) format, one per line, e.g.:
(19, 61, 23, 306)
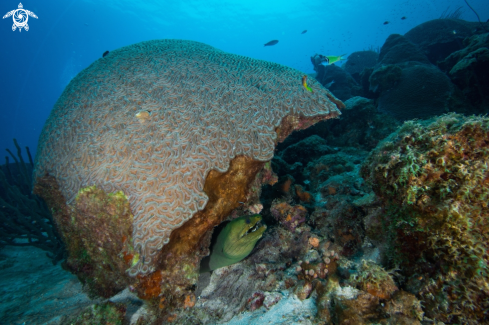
(0, 139, 64, 264)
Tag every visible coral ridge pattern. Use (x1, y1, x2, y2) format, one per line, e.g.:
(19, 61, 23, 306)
(34, 39, 341, 276)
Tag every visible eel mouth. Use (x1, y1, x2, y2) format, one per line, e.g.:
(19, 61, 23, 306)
(247, 220, 263, 234)
(244, 219, 266, 239)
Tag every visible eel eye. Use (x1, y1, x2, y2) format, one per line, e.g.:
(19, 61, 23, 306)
(245, 216, 251, 224)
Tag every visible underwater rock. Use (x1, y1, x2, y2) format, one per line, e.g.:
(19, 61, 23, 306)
(270, 200, 308, 232)
(361, 113, 489, 323)
(302, 149, 370, 257)
(66, 301, 126, 324)
(344, 50, 379, 84)
(342, 95, 372, 111)
(332, 285, 380, 324)
(368, 64, 402, 93)
(225, 292, 317, 324)
(439, 32, 489, 71)
(33, 39, 343, 311)
(277, 97, 399, 152)
(279, 135, 334, 166)
(404, 19, 486, 65)
(376, 62, 454, 121)
(303, 150, 365, 192)
(369, 34, 459, 121)
(439, 32, 489, 112)
(312, 63, 361, 101)
(170, 225, 313, 323)
(294, 184, 314, 204)
(270, 156, 303, 182)
(274, 174, 296, 196)
(351, 260, 398, 300)
(378, 34, 430, 65)
(384, 290, 424, 324)
(311, 200, 365, 258)
(352, 191, 378, 208)
(56, 186, 134, 298)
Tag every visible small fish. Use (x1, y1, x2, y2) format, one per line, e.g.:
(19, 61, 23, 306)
(102, 50, 109, 58)
(301, 30, 307, 34)
(264, 40, 279, 46)
(401, 16, 407, 20)
(324, 80, 335, 89)
(383, 21, 390, 25)
(319, 54, 347, 66)
(302, 76, 313, 93)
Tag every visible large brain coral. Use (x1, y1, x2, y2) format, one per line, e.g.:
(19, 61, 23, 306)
(34, 39, 342, 277)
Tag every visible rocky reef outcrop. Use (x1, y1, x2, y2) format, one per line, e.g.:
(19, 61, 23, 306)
(343, 50, 379, 84)
(439, 32, 489, 112)
(404, 19, 488, 65)
(366, 34, 457, 121)
(361, 114, 489, 324)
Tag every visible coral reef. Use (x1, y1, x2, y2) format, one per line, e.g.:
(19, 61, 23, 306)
(170, 225, 313, 324)
(270, 200, 308, 232)
(404, 19, 487, 65)
(33, 39, 343, 316)
(368, 65, 402, 93)
(364, 34, 458, 121)
(13, 16, 489, 324)
(384, 290, 424, 324)
(361, 113, 489, 323)
(439, 32, 489, 111)
(351, 260, 398, 299)
(376, 62, 455, 121)
(0, 139, 64, 264)
(275, 97, 399, 154)
(377, 34, 430, 66)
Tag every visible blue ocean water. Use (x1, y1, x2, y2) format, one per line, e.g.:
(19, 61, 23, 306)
(0, 0, 488, 158)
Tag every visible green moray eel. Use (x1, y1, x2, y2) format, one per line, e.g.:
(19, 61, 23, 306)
(204, 214, 266, 272)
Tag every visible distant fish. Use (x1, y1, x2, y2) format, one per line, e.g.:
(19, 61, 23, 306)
(302, 76, 313, 93)
(84, 23, 89, 26)
(301, 30, 307, 34)
(401, 16, 407, 20)
(264, 40, 279, 46)
(383, 21, 390, 25)
(324, 80, 335, 89)
(102, 50, 109, 58)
